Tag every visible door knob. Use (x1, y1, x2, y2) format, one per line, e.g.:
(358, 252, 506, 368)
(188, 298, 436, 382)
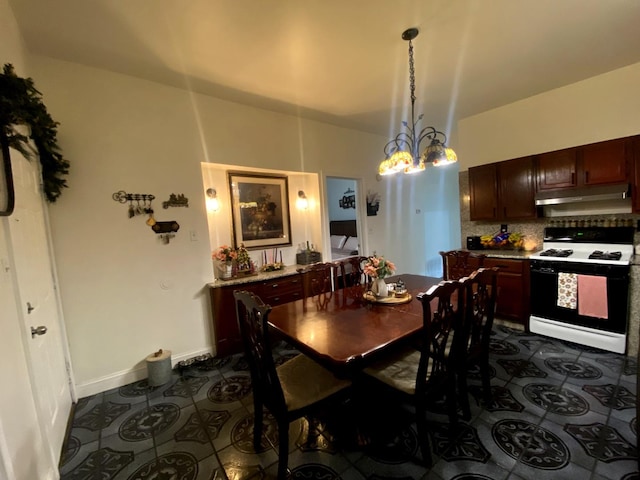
(31, 326, 47, 338)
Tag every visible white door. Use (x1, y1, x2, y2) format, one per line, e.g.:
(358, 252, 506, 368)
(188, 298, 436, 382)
(7, 150, 73, 471)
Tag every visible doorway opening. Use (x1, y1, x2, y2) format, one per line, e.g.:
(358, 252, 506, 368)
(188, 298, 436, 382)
(325, 176, 363, 261)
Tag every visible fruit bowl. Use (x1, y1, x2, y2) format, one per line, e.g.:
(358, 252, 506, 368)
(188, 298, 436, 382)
(480, 232, 524, 250)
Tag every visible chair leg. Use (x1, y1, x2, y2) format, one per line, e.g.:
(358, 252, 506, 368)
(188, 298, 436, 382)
(457, 368, 472, 421)
(253, 402, 264, 452)
(277, 419, 290, 480)
(480, 357, 492, 404)
(446, 379, 459, 433)
(415, 402, 432, 467)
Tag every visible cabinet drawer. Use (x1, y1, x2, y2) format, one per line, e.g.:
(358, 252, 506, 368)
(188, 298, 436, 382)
(259, 275, 303, 305)
(262, 290, 303, 306)
(484, 258, 525, 274)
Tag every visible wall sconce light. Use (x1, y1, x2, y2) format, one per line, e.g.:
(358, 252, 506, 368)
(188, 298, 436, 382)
(296, 190, 309, 210)
(206, 188, 220, 212)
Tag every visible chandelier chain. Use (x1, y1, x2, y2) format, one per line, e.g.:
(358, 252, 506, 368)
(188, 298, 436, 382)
(408, 40, 416, 106)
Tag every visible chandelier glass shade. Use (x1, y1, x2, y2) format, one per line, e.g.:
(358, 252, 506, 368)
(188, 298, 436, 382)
(378, 28, 457, 176)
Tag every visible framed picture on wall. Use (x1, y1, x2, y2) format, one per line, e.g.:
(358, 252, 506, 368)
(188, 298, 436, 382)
(228, 172, 292, 249)
(0, 137, 15, 216)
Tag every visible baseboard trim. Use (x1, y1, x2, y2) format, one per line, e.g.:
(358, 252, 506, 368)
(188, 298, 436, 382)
(74, 347, 215, 398)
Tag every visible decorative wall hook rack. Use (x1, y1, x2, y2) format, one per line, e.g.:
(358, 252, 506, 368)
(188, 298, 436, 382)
(152, 221, 180, 244)
(162, 193, 189, 209)
(112, 190, 155, 219)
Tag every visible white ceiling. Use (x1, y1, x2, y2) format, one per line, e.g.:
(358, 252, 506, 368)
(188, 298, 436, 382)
(9, 0, 640, 139)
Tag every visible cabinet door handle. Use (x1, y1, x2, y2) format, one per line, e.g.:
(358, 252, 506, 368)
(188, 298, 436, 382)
(585, 171, 589, 183)
(271, 283, 278, 288)
(571, 172, 575, 184)
(273, 297, 280, 302)
(503, 207, 506, 217)
(493, 207, 496, 217)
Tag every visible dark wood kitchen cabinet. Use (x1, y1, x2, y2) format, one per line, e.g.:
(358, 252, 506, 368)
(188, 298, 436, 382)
(582, 138, 629, 186)
(469, 164, 498, 221)
(536, 137, 630, 191)
(536, 148, 578, 190)
(208, 270, 303, 357)
(483, 257, 530, 326)
(469, 157, 537, 221)
(633, 136, 640, 212)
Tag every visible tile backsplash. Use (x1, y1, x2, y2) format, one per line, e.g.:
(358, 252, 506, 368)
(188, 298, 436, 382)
(458, 171, 640, 251)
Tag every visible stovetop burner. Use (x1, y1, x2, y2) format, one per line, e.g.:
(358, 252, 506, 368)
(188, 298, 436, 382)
(588, 250, 622, 260)
(539, 249, 574, 257)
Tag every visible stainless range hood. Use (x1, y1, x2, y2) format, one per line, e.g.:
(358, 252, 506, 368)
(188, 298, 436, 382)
(535, 183, 630, 206)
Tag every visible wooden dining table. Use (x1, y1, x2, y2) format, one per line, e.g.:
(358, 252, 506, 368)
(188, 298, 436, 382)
(268, 274, 443, 375)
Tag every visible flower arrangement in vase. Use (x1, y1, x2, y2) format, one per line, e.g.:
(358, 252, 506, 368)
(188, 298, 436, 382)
(212, 245, 237, 279)
(363, 253, 396, 297)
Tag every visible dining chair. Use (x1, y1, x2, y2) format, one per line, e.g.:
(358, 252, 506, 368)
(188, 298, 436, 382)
(234, 290, 352, 480)
(300, 261, 337, 297)
(440, 250, 486, 280)
(334, 255, 367, 289)
(361, 280, 466, 466)
(458, 267, 499, 419)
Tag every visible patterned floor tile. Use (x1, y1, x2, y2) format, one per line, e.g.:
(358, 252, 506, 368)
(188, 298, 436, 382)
(216, 440, 278, 480)
(58, 327, 639, 480)
(430, 457, 511, 480)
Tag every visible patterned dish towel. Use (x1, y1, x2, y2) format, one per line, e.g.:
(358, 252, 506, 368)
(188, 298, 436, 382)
(557, 272, 577, 309)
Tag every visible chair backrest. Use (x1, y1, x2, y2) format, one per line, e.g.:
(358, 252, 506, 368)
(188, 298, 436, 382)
(301, 262, 336, 297)
(335, 256, 368, 289)
(462, 267, 498, 355)
(233, 290, 287, 416)
(440, 250, 486, 280)
(415, 280, 465, 390)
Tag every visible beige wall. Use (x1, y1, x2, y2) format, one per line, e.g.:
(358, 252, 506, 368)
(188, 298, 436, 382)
(29, 56, 390, 395)
(458, 62, 640, 170)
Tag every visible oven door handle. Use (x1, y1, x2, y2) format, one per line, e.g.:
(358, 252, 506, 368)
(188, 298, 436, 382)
(531, 267, 557, 274)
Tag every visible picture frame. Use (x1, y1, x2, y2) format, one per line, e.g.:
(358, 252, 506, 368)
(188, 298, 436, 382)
(228, 172, 292, 249)
(0, 137, 15, 217)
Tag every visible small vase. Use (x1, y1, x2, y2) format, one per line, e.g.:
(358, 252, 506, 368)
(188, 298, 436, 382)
(371, 277, 388, 297)
(216, 260, 234, 280)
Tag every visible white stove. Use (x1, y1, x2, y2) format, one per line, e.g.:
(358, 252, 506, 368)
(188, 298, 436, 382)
(529, 226, 634, 353)
(529, 242, 633, 266)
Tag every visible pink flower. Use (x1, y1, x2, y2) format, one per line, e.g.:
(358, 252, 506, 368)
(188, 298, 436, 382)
(364, 253, 395, 279)
(213, 245, 236, 262)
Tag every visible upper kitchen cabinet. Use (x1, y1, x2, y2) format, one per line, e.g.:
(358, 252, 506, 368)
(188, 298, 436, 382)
(581, 138, 629, 186)
(633, 136, 640, 212)
(469, 163, 498, 220)
(469, 157, 537, 221)
(536, 137, 630, 191)
(536, 148, 577, 190)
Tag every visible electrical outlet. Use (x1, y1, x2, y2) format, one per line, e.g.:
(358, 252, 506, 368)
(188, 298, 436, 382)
(189, 230, 198, 242)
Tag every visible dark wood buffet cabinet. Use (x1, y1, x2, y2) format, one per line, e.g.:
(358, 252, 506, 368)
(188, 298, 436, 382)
(469, 134, 638, 221)
(208, 268, 303, 357)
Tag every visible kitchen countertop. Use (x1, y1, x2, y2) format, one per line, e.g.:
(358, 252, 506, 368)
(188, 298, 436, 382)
(466, 249, 536, 260)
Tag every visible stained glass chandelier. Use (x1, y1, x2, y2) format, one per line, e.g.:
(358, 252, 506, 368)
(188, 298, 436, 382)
(378, 28, 457, 176)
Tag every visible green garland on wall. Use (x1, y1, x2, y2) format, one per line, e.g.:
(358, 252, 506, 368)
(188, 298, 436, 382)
(0, 63, 69, 202)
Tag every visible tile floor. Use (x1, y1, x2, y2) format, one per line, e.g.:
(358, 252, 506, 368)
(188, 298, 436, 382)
(59, 323, 639, 480)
